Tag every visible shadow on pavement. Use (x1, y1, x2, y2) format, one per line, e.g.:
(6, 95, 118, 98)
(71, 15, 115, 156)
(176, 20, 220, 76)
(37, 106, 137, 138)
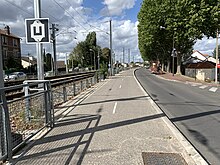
(58, 95, 150, 109)
(14, 112, 165, 165)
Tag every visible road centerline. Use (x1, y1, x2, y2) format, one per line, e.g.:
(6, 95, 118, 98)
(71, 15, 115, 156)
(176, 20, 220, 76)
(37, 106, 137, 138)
(113, 102, 118, 114)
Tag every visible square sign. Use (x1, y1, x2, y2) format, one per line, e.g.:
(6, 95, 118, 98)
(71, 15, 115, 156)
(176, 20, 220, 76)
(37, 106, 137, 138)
(25, 18, 50, 44)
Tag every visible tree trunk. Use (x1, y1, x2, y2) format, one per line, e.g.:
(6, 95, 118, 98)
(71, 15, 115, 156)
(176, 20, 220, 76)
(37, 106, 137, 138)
(176, 53, 182, 75)
(162, 63, 165, 71)
(167, 59, 170, 73)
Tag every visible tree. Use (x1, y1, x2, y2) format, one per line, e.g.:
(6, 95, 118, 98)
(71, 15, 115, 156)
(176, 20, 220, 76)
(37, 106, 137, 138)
(213, 44, 220, 59)
(138, 0, 220, 74)
(44, 53, 52, 71)
(85, 32, 97, 47)
(101, 47, 110, 64)
(69, 32, 106, 70)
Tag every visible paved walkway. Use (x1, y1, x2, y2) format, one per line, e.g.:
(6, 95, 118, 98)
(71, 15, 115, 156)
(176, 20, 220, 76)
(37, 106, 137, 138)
(158, 72, 218, 86)
(13, 69, 207, 165)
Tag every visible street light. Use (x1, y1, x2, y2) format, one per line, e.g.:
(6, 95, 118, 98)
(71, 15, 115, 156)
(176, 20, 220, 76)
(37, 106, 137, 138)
(215, 29, 219, 84)
(89, 49, 96, 70)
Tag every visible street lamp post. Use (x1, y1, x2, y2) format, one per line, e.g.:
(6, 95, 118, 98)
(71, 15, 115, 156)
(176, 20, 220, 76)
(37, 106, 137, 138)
(89, 49, 96, 70)
(215, 29, 219, 84)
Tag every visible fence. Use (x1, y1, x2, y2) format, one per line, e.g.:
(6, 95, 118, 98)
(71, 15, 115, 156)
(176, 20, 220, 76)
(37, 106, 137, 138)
(0, 73, 97, 163)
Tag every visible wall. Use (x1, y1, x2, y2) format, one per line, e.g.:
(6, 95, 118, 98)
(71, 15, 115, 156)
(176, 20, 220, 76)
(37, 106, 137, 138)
(185, 68, 215, 81)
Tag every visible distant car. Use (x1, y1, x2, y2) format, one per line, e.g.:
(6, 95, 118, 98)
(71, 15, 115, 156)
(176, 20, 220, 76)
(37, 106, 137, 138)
(4, 72, 27, 81)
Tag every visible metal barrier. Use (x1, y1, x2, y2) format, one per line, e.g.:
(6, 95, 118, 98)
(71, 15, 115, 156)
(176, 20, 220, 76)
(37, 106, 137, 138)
(0, 80, 53, 162)
(0, 73, 98, 163)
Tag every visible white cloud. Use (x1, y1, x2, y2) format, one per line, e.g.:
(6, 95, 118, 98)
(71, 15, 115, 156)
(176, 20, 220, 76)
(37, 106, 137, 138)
(101, 0, 136, 16)
(193, 37, 217, 56)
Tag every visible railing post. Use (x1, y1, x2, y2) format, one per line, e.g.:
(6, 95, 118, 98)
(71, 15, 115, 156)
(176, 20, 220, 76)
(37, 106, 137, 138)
(73, 83, 76, 96)
(24, 82, 31, 122)
(86, 78, 89, 88)
(44, 82, 49, 125)
(0, 99, 6, 159)
(0, 90, 12, 162)
(81, 81, 83, 92)
(49, 82, 54, 127)
(63, 86, 67, 102)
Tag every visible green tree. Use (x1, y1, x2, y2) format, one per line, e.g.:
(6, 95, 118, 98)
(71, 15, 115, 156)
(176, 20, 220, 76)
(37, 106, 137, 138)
(44, 53, 52, 71)
(85, 32, 97, 47)
(138, 0, 220, 74)
(213, 44, 220, 59)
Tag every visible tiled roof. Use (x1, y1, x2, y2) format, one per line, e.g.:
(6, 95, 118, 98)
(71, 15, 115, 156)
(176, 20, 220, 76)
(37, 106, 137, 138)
(0, 29, 20, 39)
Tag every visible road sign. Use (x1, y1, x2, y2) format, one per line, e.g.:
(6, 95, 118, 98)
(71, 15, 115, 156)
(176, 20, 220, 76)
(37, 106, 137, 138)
(217, 64, 220, 68)
(25, 18, 50, 44)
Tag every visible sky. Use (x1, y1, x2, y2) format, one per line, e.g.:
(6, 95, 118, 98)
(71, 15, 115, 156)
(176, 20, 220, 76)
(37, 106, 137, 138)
(0, 0, 218, 63)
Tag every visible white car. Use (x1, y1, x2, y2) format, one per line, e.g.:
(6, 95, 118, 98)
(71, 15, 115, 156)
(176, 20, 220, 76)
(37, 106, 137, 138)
(4, 72, 27, 81)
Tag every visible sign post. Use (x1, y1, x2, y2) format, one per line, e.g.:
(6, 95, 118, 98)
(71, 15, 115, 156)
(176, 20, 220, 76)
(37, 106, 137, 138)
(25, 0, 50, 80)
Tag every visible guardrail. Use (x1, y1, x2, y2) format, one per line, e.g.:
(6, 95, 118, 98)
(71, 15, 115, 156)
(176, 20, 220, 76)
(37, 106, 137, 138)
(0, 71, 97, 163)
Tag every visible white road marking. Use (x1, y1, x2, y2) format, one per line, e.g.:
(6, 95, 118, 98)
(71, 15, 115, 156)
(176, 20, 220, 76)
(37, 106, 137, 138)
(119, 85, 122, 89)
(113, 102, 117, 114)
(199, 85, 208, 89)
(209, 87, 218, 92)
(122, 79, 124, 81)
(191, 83, 202, 87)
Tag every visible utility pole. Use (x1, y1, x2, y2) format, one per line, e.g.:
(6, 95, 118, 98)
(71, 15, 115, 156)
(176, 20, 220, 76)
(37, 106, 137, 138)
(123, 47, 125, 63)
(128, 49, 130, 64)
(51, 24, 59, 76)
(65, 53, 68, 74)
(215, 29, 219, 84)
(109, 20, 112, 75)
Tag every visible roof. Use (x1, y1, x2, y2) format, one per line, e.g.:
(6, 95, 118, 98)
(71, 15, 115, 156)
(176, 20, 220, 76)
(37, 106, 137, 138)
(184, 50, 216, 65)
(0, 29, 20, 39)
(186, 62, 215, 69)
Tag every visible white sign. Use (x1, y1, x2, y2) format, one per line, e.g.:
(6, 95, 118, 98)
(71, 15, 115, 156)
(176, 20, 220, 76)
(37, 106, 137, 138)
(25, 18, 50, 44)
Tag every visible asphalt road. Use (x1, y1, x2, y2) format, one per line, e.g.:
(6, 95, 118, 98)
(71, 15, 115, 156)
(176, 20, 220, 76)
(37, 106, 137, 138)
(135, 67, 220, 165)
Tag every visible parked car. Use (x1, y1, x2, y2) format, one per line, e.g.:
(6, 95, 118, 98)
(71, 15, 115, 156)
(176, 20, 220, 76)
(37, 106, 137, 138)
(4, 72, 27, 81)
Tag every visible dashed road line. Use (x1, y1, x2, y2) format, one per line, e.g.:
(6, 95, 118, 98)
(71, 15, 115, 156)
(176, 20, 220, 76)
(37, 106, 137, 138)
(191, 83, 202, 87)
(113, 102, 117, 114)
(209, 87, 218, 92)
(119, 85, 122, 89)
(199, 85, 208, 89)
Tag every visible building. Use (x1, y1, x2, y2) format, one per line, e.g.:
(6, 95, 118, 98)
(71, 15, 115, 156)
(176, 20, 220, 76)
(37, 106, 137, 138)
(0, 26, 21, 69)
(21, 56, 37, 69)
(56, 61, 66, 71)
(184, 50, 216, 81)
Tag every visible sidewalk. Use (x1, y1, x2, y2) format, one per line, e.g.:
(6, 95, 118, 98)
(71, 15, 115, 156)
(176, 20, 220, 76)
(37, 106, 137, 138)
(12, 69, 208, 165)
(158, 72, 218, 86)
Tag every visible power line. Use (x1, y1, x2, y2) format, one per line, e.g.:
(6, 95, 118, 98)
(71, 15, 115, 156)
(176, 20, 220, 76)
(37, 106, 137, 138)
(4, 0, 33, 16)
(53, 0, 87, 31)
(65, 0, 109, 35)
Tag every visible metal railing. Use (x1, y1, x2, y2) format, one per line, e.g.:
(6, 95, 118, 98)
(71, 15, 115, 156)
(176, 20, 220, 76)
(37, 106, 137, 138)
(0, 72, 98, 163)
(0, 80, 53, 162)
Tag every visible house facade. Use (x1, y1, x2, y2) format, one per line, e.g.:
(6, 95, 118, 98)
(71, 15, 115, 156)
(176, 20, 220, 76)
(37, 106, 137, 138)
(21, 56, 37, 68)
(184, 50, 216, 81)
(0, 26, 21, 69)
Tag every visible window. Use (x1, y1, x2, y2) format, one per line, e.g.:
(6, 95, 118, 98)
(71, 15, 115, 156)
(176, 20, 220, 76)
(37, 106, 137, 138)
(13, 39, 18, 46)
(2, 36, 7, 44)
(3, 48, 7, 59)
